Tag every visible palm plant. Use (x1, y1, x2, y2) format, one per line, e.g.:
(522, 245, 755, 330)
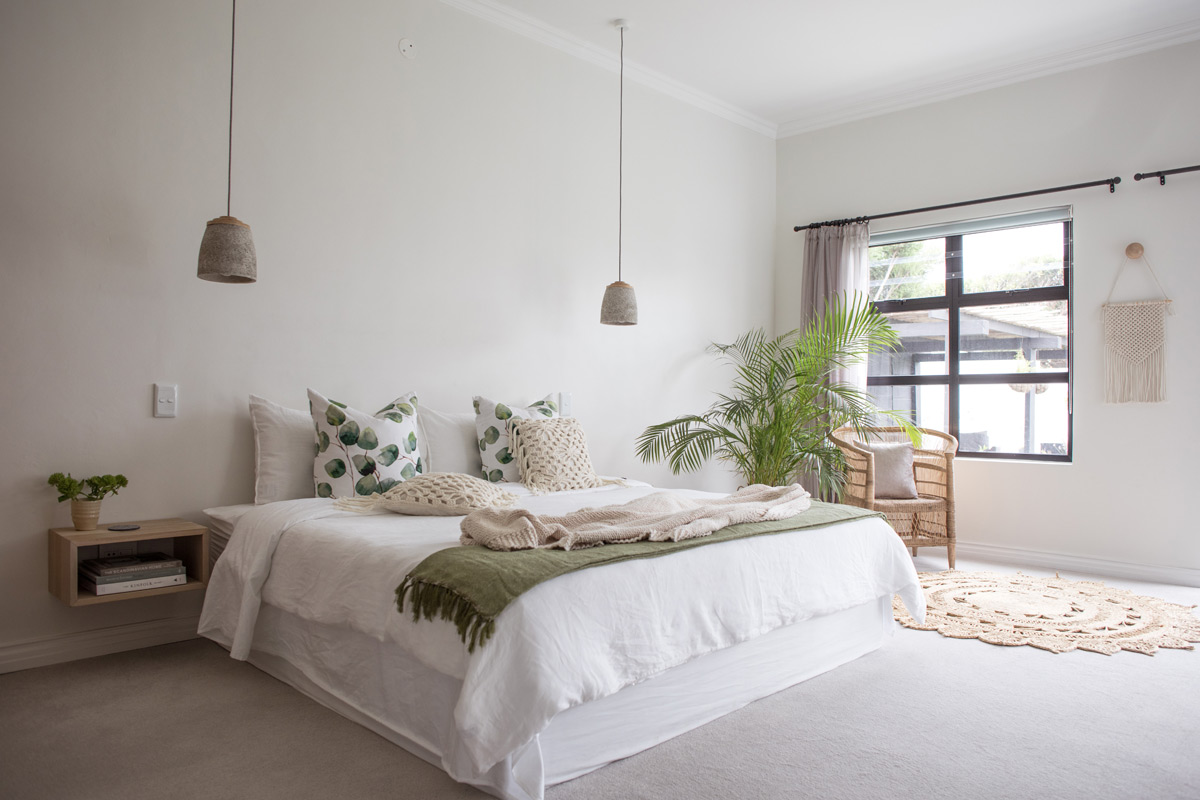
(636, 292, 917, 496)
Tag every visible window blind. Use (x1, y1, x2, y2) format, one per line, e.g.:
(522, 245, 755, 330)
(868, 206, 1072, 247)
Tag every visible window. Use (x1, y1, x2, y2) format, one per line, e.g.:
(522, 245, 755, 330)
(866, 209, 1072, 461)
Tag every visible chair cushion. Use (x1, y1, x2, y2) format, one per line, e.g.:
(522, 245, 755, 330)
(862, 442, 918, 499)
(872, 495, 945, 511)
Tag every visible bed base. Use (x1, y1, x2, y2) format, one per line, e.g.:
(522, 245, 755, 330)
(215, 595, 894, 800)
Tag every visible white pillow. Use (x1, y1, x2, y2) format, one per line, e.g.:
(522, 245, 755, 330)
(862, 442, 918, 500)
(417, 408, 481, 475)
(249, 395, 316, 504)
(473, 394, 560, 483)
(309, 389, 424, 498)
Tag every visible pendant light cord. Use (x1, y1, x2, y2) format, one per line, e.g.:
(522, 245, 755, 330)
(618, 25, 624, 283)
(227, 0, 237, 217)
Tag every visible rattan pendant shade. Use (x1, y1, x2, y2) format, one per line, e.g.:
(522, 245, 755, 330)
(198, 0, 256, 284)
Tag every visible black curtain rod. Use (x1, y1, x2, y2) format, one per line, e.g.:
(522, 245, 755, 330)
(1134, 163, 1200, 186)
(793, 175, 1120, 232)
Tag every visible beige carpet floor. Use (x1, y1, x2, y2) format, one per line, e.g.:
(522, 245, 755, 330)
(2, 557, 1198, 800)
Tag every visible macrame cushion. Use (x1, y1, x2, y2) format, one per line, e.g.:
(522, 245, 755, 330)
(861, 441, 918, 499)
(336, 472, 518, 516)
(510, 416, 605, 494)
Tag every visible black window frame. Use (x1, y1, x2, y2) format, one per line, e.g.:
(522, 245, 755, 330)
(867, 220, 1074, 463)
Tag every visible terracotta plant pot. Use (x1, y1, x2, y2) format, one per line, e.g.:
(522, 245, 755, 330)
(70, 499, 102, 531)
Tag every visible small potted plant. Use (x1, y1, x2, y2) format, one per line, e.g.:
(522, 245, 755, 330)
(47, 473, 129, 531)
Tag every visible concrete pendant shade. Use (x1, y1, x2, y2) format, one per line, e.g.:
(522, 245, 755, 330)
(198, 216, 257, 283)
(601, 22, 637, 327)
(600, 280, 637, 325)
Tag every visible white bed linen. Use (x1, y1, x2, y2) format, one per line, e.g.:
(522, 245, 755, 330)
(213, 595, 893, 800)
(199, 483, 924, 791)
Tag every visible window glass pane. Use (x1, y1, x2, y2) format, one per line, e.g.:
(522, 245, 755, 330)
(868, 384, 947, 434)
(961, 222, 1065, 293)
(869, 310, 948, 377)
(959, 383, 1069, 456)
(959, 301, 1068, 374)
(869, 238, 945, 302)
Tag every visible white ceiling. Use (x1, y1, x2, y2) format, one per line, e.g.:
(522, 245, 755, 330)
(440, 0, 1200, 137)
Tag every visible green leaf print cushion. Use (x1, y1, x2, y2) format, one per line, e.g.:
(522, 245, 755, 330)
(308, 389, 424, 498)
(472, 394, 560, 483)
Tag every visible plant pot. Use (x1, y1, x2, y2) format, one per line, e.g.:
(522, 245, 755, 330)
(70, 499, 102, 531)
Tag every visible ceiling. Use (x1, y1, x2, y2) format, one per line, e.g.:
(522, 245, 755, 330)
(441, 0, 1200, 137)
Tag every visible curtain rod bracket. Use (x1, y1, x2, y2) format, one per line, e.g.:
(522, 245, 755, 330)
(1135, 163, 1200, 186)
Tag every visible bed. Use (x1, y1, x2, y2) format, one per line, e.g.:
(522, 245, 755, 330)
(198, 480, 924, 800)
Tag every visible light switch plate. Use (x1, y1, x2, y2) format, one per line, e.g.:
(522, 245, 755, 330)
(154, 383, 178, 418)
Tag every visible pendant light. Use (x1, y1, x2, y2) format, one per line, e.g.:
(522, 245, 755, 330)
(600, 19, 637, 325)
(198, 0, 256, 283)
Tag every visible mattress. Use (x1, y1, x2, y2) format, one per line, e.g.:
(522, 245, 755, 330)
(199, 484, 923, 800)
(202, 503, 255, 568)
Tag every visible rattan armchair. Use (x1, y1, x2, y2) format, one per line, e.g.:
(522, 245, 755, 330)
(829, 427, 958, 568)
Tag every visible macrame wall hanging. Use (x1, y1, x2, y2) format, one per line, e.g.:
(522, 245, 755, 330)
(1103, 242, 1173, 403)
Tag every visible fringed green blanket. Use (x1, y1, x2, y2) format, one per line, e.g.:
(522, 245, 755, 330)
(395, 501, 881, 651)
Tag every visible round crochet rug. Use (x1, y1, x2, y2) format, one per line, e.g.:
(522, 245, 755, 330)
(893, 571, 1200, 655)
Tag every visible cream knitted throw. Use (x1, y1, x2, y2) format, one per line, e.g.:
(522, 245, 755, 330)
(459, 483, 813, 551)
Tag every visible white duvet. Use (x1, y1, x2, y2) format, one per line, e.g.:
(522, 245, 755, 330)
(199, 482, 924, 777)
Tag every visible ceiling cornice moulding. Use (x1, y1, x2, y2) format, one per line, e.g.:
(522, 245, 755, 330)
(436, 0, 779, 138)
(777, 19, 1200, 139)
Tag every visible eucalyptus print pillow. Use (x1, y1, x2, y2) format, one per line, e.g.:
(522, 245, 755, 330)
(472, 394, 559, 483)
(308, 389, 423, 498)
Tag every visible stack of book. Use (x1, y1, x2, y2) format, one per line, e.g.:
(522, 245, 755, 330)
(79, 552, 187, 596)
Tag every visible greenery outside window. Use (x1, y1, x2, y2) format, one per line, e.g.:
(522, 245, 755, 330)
(866, 208, 1073, 461)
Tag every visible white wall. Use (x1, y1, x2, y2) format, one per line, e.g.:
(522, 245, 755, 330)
(777, 42, 1200, 574)
(0, 0, 776, 656)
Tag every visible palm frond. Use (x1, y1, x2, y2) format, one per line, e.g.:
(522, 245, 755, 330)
(637, 292, 912, 487)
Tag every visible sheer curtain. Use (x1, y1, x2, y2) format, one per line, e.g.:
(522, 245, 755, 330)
(798, 222, 871, 494)
(800, 221, 871, 386)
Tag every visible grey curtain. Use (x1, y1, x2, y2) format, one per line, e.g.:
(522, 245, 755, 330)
(800, 221, 870, 385)
(800, 222, 870, 328)
(798, 222, 871, 495)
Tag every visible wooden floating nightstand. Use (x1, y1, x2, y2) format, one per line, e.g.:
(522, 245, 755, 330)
(48, 518, 210, 607)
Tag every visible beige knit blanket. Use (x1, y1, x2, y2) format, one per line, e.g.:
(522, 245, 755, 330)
(459, 484, 813, 551)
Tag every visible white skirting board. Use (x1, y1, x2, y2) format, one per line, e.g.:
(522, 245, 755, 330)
(0, 616, 199, 675)
(953, 541, 1200, 588)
